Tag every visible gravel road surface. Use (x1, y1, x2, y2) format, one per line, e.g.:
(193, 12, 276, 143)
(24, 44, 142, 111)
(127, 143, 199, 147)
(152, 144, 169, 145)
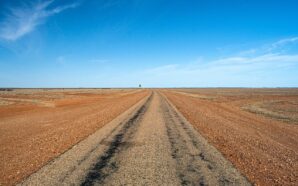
(20, 91, 250, 186)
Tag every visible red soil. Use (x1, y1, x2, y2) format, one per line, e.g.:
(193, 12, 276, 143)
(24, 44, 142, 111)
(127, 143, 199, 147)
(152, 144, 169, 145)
(0, 89, 149, 185)
(164, 90, 298, 186)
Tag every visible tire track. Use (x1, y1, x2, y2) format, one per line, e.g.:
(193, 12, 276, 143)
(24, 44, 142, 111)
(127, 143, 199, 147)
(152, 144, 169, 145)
(100, 92, 181, 186)
(160, 93, 250, 186)
(81, 94, 153, 185)
(20, 92, 250, 186)
(19, 94, 152, 186)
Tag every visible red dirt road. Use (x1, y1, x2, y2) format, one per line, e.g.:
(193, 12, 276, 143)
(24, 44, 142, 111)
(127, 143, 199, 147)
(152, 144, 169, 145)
(163, 90, 298, 185)
(20, 91, 249, 186)
(0, 89, 149, 185)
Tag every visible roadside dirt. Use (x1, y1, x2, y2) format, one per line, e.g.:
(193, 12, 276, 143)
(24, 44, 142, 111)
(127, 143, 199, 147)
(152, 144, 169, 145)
(172, 88, 298, 124)
(0, 89, 149, 186)
(163, 90, 298, 185)
(20, 91, 250, 186)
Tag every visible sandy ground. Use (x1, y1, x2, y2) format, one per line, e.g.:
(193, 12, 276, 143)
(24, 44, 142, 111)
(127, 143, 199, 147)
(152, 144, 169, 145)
(2, 88, 296, 185)
(163, 89, 298, 185)
(20, 91, 249, 186)
(172, 88, 298, 124)
(0, 89, 149, 185)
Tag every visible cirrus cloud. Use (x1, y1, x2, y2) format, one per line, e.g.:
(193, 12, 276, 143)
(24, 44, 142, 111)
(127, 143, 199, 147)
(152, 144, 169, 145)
(0, 0, 79, 41)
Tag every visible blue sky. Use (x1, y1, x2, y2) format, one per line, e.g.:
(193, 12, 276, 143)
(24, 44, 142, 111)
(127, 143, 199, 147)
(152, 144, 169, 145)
(0, 0, 298, 87)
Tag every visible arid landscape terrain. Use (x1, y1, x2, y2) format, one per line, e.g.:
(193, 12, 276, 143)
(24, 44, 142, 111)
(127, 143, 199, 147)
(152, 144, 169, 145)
(1, 0, 297, 185)
(0, 89, 149, 185)
(0, 88, 297, 185)
(163, 88, 298, 186)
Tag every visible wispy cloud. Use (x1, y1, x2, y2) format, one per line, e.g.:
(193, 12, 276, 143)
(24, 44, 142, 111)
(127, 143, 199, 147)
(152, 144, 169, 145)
(209, 53, 298, 67)
(0, 0, 79, 41)
(271, 37, 298, 49)
(146, 53, 298, 75)
(136, 38, 298, 87)
(237, 37, 298, 56)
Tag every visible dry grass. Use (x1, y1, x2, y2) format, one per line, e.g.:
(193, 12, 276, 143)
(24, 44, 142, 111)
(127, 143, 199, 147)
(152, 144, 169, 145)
(171, 90, 215, 100)
(243, 100, 298, 124)
(164, 90, 298, 186)
(0, 100, 12, 106)
(0, 97, 55, 107)
(170, 88, 298, 125)
(0, 89, 148, 185)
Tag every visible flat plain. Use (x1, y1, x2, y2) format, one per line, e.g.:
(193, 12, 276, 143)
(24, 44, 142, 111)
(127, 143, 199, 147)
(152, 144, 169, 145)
(0, 89, 149, 185)
(164, 88, 298, 185)
(0, 88, 297, 185)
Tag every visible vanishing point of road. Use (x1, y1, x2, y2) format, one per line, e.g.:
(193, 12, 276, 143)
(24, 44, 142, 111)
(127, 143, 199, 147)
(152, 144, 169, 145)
(21, 91, 250, 186)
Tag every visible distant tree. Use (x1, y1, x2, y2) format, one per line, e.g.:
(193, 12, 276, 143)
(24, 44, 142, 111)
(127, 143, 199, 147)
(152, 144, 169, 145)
(139, 84, 142, 88)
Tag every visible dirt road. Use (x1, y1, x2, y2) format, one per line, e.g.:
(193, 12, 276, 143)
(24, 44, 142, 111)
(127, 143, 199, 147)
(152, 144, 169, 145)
(0, 89, 148, 185)
(164, 90, 298, 185)
(20, 91, 250, 186)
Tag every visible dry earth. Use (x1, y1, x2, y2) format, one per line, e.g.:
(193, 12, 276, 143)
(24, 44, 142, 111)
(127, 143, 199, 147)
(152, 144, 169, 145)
(20, 91, 249, 186)
(0, 89, 149, 185)
(163, 89, 298, 185)
(1, 88, 297, 186)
